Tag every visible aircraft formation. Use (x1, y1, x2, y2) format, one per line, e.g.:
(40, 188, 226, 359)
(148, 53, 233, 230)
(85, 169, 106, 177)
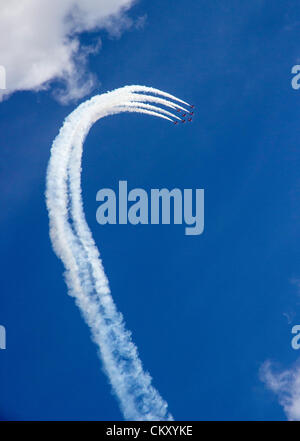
(173, 104, 195, 124)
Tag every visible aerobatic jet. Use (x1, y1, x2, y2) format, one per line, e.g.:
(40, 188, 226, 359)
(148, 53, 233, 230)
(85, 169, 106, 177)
(188, 118, 192, 122)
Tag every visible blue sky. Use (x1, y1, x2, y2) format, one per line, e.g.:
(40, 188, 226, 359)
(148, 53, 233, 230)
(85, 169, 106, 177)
(0, 0, 300, 421)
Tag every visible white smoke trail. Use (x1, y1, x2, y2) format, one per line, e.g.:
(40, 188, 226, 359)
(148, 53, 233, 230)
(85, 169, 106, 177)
(125, 93, 190, 113)
(46, 86, 189, 420)
(119, 102, 182, 120)
(122, 85, 191, 106)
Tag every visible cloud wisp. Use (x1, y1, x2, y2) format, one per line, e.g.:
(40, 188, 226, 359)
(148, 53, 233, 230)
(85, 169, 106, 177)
(46, 85, 189, 420)
(0, 1, 139, 103)
(261, 279, 300, 420)
(260, 360, 300, 420)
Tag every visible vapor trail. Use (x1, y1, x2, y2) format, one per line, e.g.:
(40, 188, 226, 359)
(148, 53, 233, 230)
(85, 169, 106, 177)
(123, 85, 191, 106)
(46, 86, 187, 420)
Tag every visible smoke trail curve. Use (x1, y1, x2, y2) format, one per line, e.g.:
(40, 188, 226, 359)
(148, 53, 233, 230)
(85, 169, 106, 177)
(46, 86, 189, 421)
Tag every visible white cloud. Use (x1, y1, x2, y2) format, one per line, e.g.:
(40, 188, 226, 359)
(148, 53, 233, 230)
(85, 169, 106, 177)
(260, 360, 300, 420)
(0, 0, 137, 103)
